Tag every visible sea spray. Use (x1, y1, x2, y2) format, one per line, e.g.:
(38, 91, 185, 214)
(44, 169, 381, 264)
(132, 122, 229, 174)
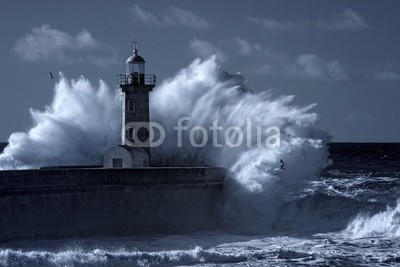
(151, 57, 329, 190)
(150, 57, 330, 232)
(345, 198, 400, 238)
(0, 57, 330, 232)
(0, 73, 121, 169)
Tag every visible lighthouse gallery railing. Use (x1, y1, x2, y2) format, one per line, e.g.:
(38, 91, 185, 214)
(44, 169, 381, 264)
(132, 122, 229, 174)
(117, 74, 156, 86)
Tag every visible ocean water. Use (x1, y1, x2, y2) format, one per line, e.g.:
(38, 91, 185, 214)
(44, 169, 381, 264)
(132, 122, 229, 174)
(1, 143, 399, 267)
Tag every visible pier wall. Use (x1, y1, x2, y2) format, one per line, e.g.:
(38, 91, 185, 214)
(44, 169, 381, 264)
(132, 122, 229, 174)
(0, 167, 225, 242)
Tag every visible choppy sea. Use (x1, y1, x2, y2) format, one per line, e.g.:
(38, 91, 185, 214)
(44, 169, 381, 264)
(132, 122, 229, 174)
(1, 143, 400, 266)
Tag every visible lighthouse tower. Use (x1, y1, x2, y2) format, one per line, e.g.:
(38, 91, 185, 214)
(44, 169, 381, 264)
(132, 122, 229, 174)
(103, 43, 156, 168)
(118, 44, 156, 152)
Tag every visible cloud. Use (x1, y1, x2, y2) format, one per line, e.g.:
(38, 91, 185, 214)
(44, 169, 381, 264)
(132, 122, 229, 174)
(230, 37, 348, 81)
(132, 4, 210, 29)
(165, 6, 210, 29)
(245, 16, 303, 31)
(131, 4, 162, 27)
(189, 39, 226, 62)
(344, 113, 375, 122)
(14, 24, 117, 66)
(246, 8, 368, 32)
(230, 36, 262, 56)
(374, 70, 400, 81)
(286, 54, 349, 81)
(321, 9, 369, 31)
(189, 36, 348, 81)
(255, 54, 348, 81)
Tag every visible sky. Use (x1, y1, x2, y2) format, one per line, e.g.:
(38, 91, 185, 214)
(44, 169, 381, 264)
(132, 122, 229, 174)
(0, 0, 399, 142)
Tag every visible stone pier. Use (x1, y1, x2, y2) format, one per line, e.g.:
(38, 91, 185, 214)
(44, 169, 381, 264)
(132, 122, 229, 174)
(0, 167, 225, 242)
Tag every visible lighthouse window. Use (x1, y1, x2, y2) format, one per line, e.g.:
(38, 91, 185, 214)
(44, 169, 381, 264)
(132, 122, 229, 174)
(112, 158, 123, 168)
(128, 127, 134, 140)
(128, 100, 136, 111)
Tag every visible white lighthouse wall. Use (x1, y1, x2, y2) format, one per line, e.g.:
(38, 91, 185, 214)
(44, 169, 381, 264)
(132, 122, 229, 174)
(103, 145, 149, 168)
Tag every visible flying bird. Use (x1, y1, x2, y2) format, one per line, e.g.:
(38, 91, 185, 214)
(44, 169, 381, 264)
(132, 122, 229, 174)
(280, 159, 285, 169)
(49, 72, 54, 79)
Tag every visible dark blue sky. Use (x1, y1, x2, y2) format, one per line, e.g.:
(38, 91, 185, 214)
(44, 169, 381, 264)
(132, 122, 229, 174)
(1, 0, 399, 141)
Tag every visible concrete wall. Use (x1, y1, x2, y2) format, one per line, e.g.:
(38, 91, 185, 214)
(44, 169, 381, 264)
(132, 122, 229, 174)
(0, 167, 225, 242)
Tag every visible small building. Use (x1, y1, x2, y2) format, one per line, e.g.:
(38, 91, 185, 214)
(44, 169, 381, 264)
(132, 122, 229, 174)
(103, 145, 149, 168)
(103, 44, 156, 168)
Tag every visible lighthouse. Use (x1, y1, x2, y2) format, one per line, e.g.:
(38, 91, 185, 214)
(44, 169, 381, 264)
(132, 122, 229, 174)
(103, 43, 156, 168)
(118, 44, 156, 153)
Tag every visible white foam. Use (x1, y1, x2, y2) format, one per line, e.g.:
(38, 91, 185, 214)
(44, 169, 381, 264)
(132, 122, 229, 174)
(0, 73, 121, 169)
(345, 199, 400, 239)
(150, 56, 330, 192)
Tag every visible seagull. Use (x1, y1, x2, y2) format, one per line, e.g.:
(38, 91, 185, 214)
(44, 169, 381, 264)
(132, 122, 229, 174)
(49, 72, 54, 79)
(280, 159, 285, 169)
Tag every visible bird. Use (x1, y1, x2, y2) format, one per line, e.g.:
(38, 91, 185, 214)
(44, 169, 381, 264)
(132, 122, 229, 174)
(49, 72, 54, 79)
(280, 159, 285, 169)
